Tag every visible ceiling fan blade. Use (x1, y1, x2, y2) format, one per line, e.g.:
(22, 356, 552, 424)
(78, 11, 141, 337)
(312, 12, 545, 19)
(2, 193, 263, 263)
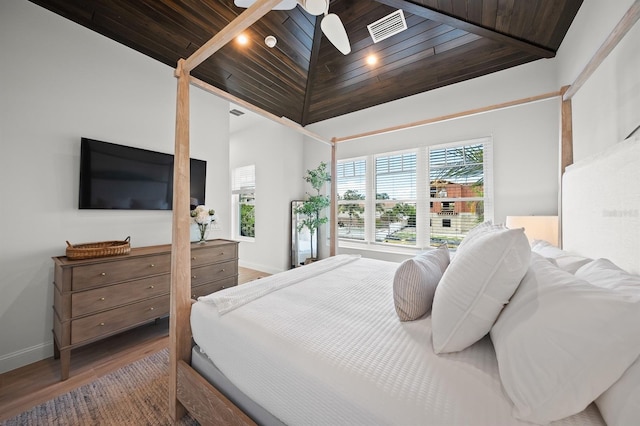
(234, 0, 297, 10)
(321, 13, 351, 55)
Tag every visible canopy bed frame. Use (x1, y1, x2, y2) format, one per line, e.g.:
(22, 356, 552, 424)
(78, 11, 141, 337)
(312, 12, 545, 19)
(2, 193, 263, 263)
(168, 0, 640, 423)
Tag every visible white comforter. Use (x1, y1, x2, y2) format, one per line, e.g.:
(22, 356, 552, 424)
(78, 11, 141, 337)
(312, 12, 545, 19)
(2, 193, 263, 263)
(191, 255, 604, 426)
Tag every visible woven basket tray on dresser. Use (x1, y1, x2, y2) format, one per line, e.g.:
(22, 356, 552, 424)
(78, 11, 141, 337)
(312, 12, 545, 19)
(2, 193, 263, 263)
(65, 236, 131, 260)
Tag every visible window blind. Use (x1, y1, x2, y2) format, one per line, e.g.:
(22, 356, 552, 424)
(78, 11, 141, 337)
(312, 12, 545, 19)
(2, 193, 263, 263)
(232, 164, 255, 194)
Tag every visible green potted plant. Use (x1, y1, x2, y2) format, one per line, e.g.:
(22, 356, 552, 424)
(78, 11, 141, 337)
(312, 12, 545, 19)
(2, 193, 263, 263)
(296, 162, 331, 262)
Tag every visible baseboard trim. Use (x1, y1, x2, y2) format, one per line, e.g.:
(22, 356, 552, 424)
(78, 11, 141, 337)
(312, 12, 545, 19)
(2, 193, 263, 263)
(238, 260, 283, 276)
(0, 341, 53, 374)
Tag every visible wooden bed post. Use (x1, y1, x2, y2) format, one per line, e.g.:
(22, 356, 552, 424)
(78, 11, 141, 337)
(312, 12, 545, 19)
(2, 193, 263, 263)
(169, 58, 192, 421)
(558, 1, 640, 248)
(562, 0, 640, 101)
(330, 139, 337, 256)
(560, 85, 574, 175)
(168, 0, 284, 422)
(559, 85, 573, 248)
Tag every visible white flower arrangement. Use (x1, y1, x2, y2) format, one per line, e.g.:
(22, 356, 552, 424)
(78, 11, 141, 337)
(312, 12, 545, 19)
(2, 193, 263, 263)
(190, 205, 216, 242)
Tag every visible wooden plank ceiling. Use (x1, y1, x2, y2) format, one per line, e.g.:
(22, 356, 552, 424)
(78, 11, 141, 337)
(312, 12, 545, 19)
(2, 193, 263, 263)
(29, 0, 582, 126)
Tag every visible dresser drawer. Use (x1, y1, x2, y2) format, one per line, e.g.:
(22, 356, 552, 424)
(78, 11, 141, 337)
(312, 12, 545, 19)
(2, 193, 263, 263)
(192, 276, 237, 299)
(190, 244, 237, 268)
(71, 254, 171, 290)
(191, 260, 237, 287)
(71, 295, 169, 344)
(71, 274, 171, 317)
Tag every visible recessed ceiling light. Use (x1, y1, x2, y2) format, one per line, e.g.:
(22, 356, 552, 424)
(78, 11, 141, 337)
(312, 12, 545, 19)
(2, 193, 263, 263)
(366, 55, 378, 65)
(237, 34, 249, 45)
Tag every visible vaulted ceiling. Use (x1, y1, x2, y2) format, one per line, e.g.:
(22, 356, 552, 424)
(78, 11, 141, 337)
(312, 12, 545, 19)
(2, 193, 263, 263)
(29, 0, 583, 126)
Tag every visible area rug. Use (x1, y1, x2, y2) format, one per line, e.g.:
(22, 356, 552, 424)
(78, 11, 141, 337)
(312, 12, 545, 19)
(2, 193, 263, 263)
(1, 349, 198, 425)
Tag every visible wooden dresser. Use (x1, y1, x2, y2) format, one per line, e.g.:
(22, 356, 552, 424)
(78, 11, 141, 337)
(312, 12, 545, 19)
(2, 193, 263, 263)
(52, 239, 238, 380)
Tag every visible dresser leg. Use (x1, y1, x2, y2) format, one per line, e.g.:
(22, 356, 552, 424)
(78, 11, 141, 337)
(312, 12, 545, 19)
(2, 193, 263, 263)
(60, 349, 70, 381)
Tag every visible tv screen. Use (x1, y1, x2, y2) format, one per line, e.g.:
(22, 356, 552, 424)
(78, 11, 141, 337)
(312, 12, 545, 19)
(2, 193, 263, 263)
(79, 138, 206, 210)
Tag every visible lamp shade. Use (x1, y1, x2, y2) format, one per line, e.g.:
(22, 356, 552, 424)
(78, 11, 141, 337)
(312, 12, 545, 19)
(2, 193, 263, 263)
(506, 216, 559, 246)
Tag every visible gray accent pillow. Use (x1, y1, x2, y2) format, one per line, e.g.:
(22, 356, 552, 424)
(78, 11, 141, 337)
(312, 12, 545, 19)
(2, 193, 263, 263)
(393, 245, 450, 321)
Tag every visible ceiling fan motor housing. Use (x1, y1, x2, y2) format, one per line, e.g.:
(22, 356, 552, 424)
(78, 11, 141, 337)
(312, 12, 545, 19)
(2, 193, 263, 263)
(303, 0, 328, 15)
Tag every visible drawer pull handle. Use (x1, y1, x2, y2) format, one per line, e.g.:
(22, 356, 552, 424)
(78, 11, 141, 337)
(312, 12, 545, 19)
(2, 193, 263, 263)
(100, 272, 106, 276)
(150, 264, 155, 267)
(100, 322, 105, 326)
(221, 286, 226, 289)
(100, 297, 105, 301)
(149, 307, 154, 311)
(220, 269, 225, 272)
(192, 256, 196, 260)
(149, 285, 154, 289)
(192, 294, 196, 298)
(192, 275, 197, 279)
(219, 252, 224, 255)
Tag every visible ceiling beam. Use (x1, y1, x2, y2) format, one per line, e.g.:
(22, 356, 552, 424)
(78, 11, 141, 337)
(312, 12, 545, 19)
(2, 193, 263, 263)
(301, 16, 325, 126)
(374, 0, 556, 58)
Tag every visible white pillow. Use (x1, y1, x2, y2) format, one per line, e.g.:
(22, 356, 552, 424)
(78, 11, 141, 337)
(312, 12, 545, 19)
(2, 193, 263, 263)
(490, 253, 640, 424)
(530, 239, 591, 273)
(393, 245, 449, 321)
(431, 227, 530, 354)
(575, 257, 640, 290)
(575, 258, 640, 426)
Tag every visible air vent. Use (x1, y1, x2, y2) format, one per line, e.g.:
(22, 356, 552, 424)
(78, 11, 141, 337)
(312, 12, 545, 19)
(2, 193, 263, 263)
(367, 9, 407, 43)
(229, 109, 245, 116)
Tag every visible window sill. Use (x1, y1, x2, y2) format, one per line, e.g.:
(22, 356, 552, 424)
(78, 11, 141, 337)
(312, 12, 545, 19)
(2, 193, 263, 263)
(338, 240, 432, 256)
(235, 236, 255, 243)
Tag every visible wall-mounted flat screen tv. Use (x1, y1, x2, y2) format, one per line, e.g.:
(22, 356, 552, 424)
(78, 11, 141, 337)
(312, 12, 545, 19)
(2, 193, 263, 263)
(79, 138, 206, 210)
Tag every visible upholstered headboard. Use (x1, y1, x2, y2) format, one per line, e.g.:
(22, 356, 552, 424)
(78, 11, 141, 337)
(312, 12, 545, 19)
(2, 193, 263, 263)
(562, 136, 640, 274)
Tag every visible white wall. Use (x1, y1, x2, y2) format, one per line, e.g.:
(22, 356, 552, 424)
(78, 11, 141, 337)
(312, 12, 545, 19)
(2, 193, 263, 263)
(230, 112, 305, 273)
(306, 60, 562, 260)
(309, 58, 559, 140)
(556, 0, 640, 161)
(0, 1, 230, 372)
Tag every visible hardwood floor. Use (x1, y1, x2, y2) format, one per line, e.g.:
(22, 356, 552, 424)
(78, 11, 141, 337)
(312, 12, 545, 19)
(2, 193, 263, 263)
(0, 266, 269, 422)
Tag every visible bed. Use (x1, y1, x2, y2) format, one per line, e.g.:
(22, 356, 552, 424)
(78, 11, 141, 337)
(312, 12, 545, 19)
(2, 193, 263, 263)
(190, 254, 602, 425)
(180, 134, 640, 426)
(166, 1, 640, 425)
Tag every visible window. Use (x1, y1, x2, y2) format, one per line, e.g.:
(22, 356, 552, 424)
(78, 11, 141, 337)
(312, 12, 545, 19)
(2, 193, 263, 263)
(232, 165, 255, 240)
(375, 152, 417, 245)
(336, 138, 492, 251)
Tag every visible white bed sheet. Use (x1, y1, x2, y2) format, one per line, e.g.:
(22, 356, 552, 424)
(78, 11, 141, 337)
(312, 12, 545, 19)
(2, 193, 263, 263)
(191, 255, 604, 426)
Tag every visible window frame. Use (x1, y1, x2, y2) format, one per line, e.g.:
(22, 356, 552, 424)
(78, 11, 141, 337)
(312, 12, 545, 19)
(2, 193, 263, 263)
(335, 137, 493, 253)
(373, 149, 418, 247)
(336, 157, 368, 242)
(231, 164, 256, 242)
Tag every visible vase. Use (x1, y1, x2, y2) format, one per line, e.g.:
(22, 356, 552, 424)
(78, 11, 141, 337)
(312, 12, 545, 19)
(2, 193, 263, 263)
(197, 223, 208, 243)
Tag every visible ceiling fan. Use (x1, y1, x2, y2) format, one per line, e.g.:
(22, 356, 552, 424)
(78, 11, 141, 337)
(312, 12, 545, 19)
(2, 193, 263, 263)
(233, 0, 351, 55)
